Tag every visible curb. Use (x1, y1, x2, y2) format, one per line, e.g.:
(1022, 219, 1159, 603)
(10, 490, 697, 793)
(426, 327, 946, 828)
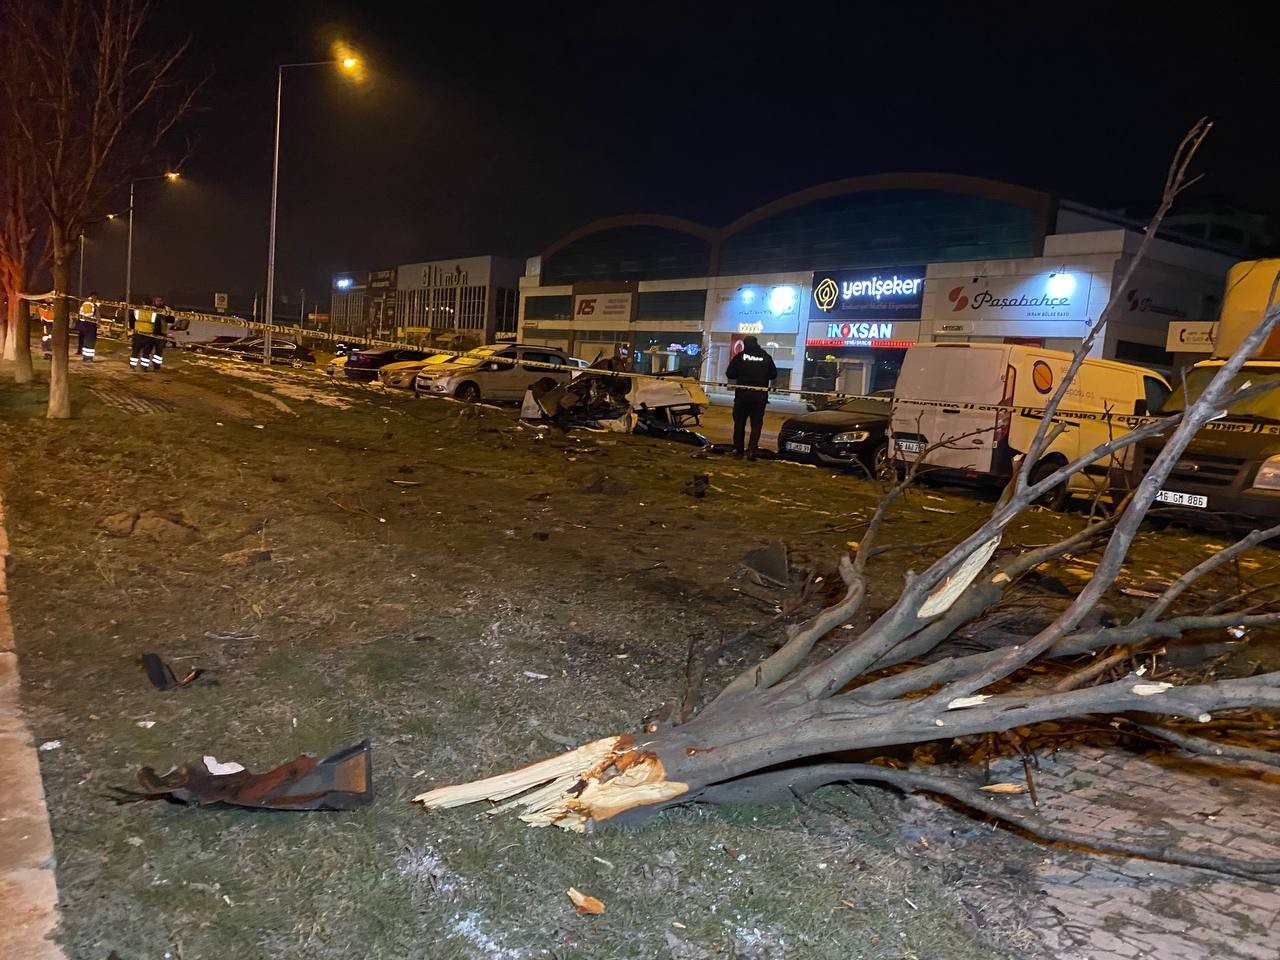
(0, 495, 67, 960)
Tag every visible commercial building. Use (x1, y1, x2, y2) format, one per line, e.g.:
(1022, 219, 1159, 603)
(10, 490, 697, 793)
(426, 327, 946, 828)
(517, 174, 1238, 392)
(331, 255, 521, 348)
(330, 268, 397, 340)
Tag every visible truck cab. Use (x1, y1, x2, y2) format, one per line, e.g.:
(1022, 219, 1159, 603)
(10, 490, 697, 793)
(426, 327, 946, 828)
(1140, 259, 1280, 528)
(1140, 359, 1280, 526)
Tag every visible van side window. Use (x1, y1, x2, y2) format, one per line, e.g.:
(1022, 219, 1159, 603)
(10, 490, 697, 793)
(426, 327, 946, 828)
(1142, 376, 1169, 415)
(522, 351, 563, 371)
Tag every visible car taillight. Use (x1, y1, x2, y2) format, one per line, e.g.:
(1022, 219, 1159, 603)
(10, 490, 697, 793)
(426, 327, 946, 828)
(995, 363, 1015, 442)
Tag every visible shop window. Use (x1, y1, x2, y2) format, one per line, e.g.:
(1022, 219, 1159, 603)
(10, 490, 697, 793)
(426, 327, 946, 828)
(1114, 339, 1172, 369)
(637, 289, 706, 321)
(524, 294, 572, 322)
(495, 288, 518, 333)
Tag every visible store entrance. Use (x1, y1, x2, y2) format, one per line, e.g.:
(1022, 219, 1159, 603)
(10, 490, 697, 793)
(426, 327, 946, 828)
(802, 346, 906, 395)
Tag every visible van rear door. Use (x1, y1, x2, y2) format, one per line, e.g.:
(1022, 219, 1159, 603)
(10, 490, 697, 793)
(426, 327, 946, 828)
(892, 344, 1007, 472)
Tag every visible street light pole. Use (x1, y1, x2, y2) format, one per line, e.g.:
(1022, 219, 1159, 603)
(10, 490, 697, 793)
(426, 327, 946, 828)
(125, 172, 179, 310)
(78, 234, 85, 298)
(263, 55, 361, 365)
(263, 65, 284, 365)
(125, 180, 135, 306)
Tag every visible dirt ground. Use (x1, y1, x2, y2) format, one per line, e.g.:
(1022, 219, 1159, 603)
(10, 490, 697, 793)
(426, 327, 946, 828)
(1, 341, 1276, 960)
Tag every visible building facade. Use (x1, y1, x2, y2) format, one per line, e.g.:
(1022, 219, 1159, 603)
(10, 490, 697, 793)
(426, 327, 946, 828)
(395, 255, 521, 348)
(331, 255, 521, 348)
(517, 174, 1238, 392)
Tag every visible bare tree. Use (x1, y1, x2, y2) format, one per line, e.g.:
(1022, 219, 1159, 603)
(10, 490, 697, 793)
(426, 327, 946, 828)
(0, 25, 42, 380)
(416, 121, 1280, 880)
(1, 0, 199, 417)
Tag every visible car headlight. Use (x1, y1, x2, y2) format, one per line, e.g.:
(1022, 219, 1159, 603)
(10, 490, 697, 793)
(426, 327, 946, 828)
(831, 430, 870, 444)
(1251, 456, 1280, 491)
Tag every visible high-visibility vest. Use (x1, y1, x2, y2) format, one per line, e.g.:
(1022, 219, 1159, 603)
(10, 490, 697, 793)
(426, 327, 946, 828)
(38, 304, 52, 322)
(79, 301, 97, 320)
(133, 309, 157, 334)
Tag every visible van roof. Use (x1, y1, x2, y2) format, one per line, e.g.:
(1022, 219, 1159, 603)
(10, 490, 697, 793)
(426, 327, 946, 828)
(909, 342, 1162, 376)
(1193, 359, 1280, 370)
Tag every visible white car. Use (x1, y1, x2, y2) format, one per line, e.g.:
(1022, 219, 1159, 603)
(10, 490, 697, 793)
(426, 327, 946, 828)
(413, 344, 574, 403)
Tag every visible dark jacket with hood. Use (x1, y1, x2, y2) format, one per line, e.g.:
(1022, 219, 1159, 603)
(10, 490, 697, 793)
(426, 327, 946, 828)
(725, 336, 777, 390)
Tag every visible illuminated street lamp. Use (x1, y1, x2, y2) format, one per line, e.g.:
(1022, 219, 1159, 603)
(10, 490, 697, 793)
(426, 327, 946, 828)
(126, 172, 181, 308)
(263, 51, 362, 364)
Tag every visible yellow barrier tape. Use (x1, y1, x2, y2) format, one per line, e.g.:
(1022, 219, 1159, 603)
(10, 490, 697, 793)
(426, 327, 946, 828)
(62, 293, 1280, 438)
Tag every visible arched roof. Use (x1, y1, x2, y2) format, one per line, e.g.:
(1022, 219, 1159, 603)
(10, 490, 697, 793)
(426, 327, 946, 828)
(538, 173, 1055, 279)
(540, 214, 716, 263)
(719, 172, 1052, 243)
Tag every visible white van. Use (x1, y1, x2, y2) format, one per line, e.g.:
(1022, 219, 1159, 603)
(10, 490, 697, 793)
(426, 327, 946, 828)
(891, 343, 1170, 505)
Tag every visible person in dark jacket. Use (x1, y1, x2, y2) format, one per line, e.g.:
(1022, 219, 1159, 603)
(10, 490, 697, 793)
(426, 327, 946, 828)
(725, 335, 777, 459)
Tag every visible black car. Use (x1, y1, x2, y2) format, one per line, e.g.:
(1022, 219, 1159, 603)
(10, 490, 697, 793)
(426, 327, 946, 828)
(342, 348, 433, 382)
(776, 392, 893, 478)
(199, 337, 315, 367)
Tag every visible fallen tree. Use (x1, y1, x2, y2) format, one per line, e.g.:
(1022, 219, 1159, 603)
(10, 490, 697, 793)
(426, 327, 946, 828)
(416, 121, 1280, 880)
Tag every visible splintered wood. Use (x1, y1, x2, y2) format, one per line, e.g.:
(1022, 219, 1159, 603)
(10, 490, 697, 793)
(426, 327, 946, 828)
(413, 735, 688, 832)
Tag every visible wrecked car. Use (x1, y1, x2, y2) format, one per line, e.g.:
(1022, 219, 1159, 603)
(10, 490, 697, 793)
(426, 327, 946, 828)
(521, 362, 709, 445)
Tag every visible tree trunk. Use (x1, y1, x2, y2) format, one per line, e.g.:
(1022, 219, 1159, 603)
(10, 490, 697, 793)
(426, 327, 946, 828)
(47, 231, 71, 419)
(5, 282, 34, 382)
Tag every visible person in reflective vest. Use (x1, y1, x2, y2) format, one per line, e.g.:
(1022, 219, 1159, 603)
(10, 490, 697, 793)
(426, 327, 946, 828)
(39, 300, 54, 359)
(130, 298, 167, 371)
(149, 297, 173, 371)
(77, 293, 99, 362)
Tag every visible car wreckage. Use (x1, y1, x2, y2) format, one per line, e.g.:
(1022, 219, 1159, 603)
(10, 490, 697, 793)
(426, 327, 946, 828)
(520, 361, 710, 446)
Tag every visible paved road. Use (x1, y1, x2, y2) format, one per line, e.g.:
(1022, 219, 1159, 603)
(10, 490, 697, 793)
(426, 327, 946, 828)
(697, 394, 804, 450)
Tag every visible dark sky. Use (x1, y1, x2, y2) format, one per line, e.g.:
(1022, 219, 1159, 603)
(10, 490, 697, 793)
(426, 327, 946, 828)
(81, 1, 1280, 309)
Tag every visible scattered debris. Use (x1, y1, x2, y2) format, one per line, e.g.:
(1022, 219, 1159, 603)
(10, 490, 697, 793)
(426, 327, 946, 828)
(742, 540, 789, 589)
(683, 474, 710, 498)
(576, 467, 628, 496)
(122, 740, 372, 810)
(978, 782, 1027, 794)
(39, 740, 61, 752)
(202, 756, 246, 776)
(567, 886, 605, 914)
(136, 720, 156, 729)
(141, 652, 209, 690)
(523, 671, 549, 680)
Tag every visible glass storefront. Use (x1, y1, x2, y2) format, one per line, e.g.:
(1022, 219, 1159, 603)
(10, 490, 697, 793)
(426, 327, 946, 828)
(802, 346, 906, 395)
(635, 330, 704, 377)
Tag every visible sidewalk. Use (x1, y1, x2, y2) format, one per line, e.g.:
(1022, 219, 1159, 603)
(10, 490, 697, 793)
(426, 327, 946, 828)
(0, 494, 65, 960)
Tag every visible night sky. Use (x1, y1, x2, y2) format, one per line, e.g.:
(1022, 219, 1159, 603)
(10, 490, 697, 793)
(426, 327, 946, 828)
(78, 1, 1280, 310)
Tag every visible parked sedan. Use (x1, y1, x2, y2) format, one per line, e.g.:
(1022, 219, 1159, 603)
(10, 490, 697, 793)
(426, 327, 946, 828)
(199, 337, 315, 367)
(776, 392, 893, 478)
(379, 352, 456, 389)
(342, 348, 434, 383)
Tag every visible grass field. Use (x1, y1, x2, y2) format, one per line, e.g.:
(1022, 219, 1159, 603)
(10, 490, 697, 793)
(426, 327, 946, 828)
(1, 343, 1271, 959)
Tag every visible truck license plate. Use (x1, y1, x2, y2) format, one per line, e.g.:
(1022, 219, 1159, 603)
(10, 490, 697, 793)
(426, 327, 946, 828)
(1156, 490, 1208, 508)
(896, 439, 924, 454)
(785, 441, 811, 454)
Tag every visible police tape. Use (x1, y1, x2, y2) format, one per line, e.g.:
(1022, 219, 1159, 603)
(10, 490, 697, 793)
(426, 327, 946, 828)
(65, 293, 1280, 438)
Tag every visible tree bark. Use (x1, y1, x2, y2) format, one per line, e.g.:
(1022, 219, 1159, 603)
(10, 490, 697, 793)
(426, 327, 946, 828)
(5, 283, 34, 381)
(47, 229, 72, 419)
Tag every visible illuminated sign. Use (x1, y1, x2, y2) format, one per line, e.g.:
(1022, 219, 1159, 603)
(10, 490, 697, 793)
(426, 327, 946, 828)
(809, 267, 925, 320)
(709, 283, 803, 333)
(942, 273, 1089, 322)
(335, 277, 353, 290)
(805, 320, 918, 349)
